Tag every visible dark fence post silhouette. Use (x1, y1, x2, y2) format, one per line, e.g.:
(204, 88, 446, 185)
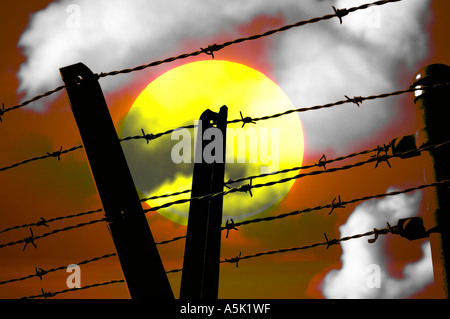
(180, 105, 228, 299)
(60, 62, 174, 300)
(412, 63, 450, 298)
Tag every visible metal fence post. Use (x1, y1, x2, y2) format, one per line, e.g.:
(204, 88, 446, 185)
(60, 62, 174, 299)
(180, 105, 228, 299)
(412, 63, 450, 298)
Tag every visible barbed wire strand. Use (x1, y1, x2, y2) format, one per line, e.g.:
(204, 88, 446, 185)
(1, 0, 400, 122)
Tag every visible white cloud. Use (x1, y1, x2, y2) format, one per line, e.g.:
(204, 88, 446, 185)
(272, 0, 430, 153)
(321, 188, 434, 299)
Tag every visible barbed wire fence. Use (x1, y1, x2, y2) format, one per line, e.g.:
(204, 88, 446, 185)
(0, 0, 446, 299)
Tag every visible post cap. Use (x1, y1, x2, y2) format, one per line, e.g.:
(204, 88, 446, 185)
(411, 64, 450, 102)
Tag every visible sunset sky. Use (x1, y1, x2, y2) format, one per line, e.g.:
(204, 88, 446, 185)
(1, 0, 450, 299)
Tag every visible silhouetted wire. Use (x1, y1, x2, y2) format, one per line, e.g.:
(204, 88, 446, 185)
(1, 0, 402, 122)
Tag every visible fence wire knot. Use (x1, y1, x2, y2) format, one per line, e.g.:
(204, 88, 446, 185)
(226, 252, 242, 268)
(35, 267, 48, 280)
(240, 111, 256, 128)
(23, 228, 37, 251)
(372, 144, 391, 168)
(332, 6, 349, 24)
(329, 195, 345, 215)
(36, 217, 49, 227)
(141, 129, 155, 144)
(225, 219, 239, 238)
(47, 146, 63, 161)
(238, 178, 253, 197)
(345, 95, 363, 107)
(201, 44, 224, 59)
(318, 154, 327, 169)
(324, 232, 339, 249)
(40, 288, 55, 299)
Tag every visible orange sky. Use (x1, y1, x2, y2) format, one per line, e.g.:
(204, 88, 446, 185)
(0, 0, 449, 300)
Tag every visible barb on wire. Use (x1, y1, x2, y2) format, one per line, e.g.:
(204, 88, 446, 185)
(317, 154, 327, 169)
(225, 219, 239, 238)
(35, 267, 48, 280)
(324, 232, 339, 249)
(345, 95, 363, 107)
(332, 6, 349, 24)
(140, 128, 155, 144)
(47, 146, 63, 161)
(239, 111, 256, 128)
(23, 228, 37, 251)
(329, 195, 345, 215)
(372, 144, 392, 168)
(225, 252, 242, 268)
(200, 44, 225, 59)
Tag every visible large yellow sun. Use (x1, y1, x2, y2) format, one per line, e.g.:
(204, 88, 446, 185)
(121, 60, 304, 225)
